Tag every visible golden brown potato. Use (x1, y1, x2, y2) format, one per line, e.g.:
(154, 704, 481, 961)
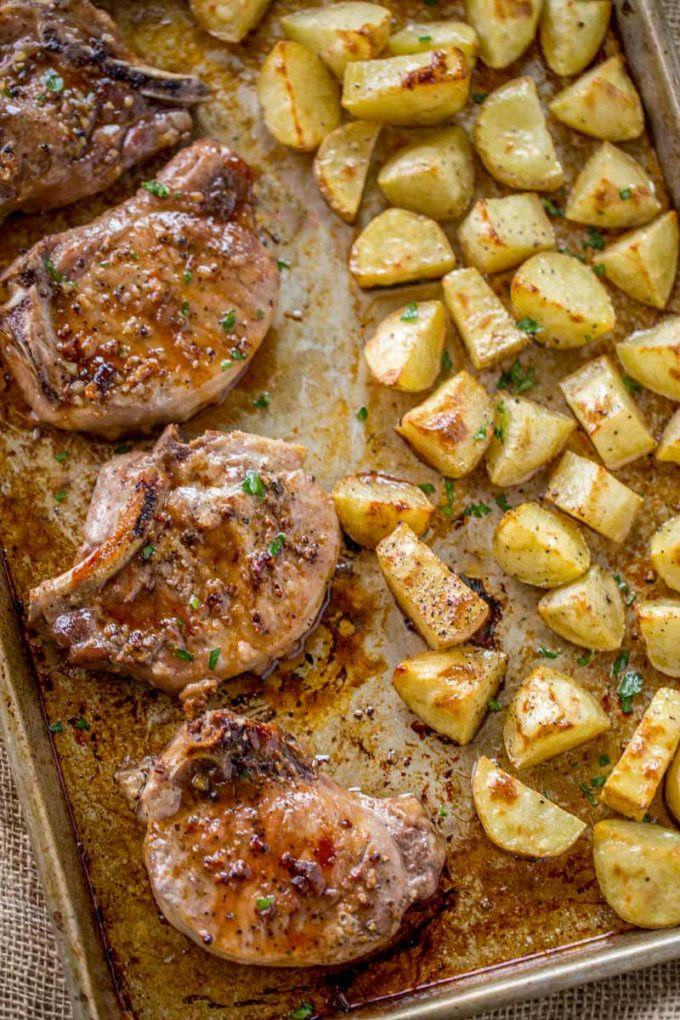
(313, 120, 380, 223)
(559, 356, 656, 469)
(388, 21, 479, 63)
(539, 0, 612, 77)
(332, 473, 435, 549)
(511, 252, 615, 350)
(599, 212, 679, 310)
(549, 55, 644, 143)
(363, 300, 446, 392)
(492, 502, 590, 589)
(377, 126, 474, 220)
(349, 208, 456, 288)
(466, 0, 542, 69)
(281, 2, 391, 78)
(190, 0, 271, 42)
(458, 193, 555, 275)
(565, 143, 663, 228)
(396, 371, 492, 478)
(473, 756, 586, 858)
(442, 268, 528, 370)
(393, 646, 507, 744)
(473, 78, 563, 192)
(593, 819, 680, 929)
(258, 41, 341, 151)
(666, 748, 680, 824)
(537, 565, 625, 651)
(376, 523, 489, 648)
(637, 600, 680, 678)
(545, 451, 643, 543)
(616, 318, 680, 401)
(342, 48, 471, 125)
(657, 410, 680, 464)
(504, 666, 610, 769)
(651, 517, 680, 593)
(486, 396, 575, 487)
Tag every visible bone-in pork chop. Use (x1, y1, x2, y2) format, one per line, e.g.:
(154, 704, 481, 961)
(0, 140, 279, 436)
(29, 426, 340, 694)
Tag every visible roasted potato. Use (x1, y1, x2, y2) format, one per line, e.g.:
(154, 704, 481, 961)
(332, 473, 435, 549)
(258, 41, 341, 151)
(593, 819, 680, 929)
(342, 48, 471, 126)
(396, 371, 493, 478)
(545, 451, 643, 543)
(599, 212, 679, 310)
(537, 565, 625, 651)
(458, 193, 555, 275)
(559, 356, 656, 469)
(666, 748, 680, 823)
(349, 208, 456, 288)
(190, 0, 271, 42)
(511, 252, 615, 350)
(313, 120, 380, 223)
(466, 0, 542, 69)
(363, 300, 446, 392)
(388, 20, 479, 64)
(492, 502, 590, 589)
(637, 599, 680, 678)
(473, 78, 563, 192)
(281, 2, 391, 78)
(616, 319, 680, 401)
(376, 523, 489, 648)
(504, 666, 610, 769)
(486, 396, 575, 487)
(657, 410, 680, 464)
(442, 268, 528, 370)
(650, 517, 680, 593)
(472, 756, 586, 858)
(565, 142, 663, 228)
(377, 126, 474, 221)
(549, 55, 644, 143)
(393, 646, 507, 744)
(539, 0, 611, 77)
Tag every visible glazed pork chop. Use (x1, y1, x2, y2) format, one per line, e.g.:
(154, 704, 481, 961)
(0, 140, 279, 437)
(0, 0, 207, 220)
(29, 426, 340, 694)
(137, 710, 445, 966)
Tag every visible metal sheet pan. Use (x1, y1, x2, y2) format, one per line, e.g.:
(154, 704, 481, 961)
(0, 1, 679, 1017)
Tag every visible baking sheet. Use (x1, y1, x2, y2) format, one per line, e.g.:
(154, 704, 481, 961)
(0, 1, 679, 1017)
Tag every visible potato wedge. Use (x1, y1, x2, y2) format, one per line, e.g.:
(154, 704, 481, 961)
(549, 55, 644, 143)
(281, 2, 391, 79)
(363, 300, 446, 392)
(651, 517, 680, 593)
(473, 78, 563, 192)
(388, 21, 479, 64)
(599, 212, 679, 310)
(511, 252, 615, 350)
(466, 0, 542, 69)
(313, 121, 380, 223)
(538, 565, 625, 651)
(486, 396, 575, 487)
(349, 208, 456, 288)
(493, 502, 590, 589)
(666, 747, 680, 823)
(504, 666, 610, 769)
(190, 0, 271, 42)
(539, 0, 611, 77)
(637, 599, 680, 678)
(458, 193, 555, 275)
(342, 48, 471, 126)
(258, 41, 341, 152)
(377, 126, 474, 221)
(396, 371, 493, 478)
(393, 646, 507, 744)
(616, 319, 680, 401)
(545, 451, 643, 543)
(601, 688, 680, 820)
(442, 268, 528, 370)
(565, 142, 663, 228)
(559, 356, 656, 469)
(657, 410, 680, 464)
(593, 819, 680, 929)
(376, 523, 489, 648)
(332, 472, 435, 548)
(472, 756, 586, 858)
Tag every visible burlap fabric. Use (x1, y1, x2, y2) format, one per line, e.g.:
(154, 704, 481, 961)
(2, 2, 680, 1015)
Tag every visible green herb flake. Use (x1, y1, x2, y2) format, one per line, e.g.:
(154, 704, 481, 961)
(229, 347, 247, 361)
(48, 721, 64, 734)
(441, 349, 453, 374)
(45, 260, 69, 285)
(221, 359, 232, 371)
(188, 594, 200, 611)
(618, 670, 644, 714)
(643, 812, 654, 823)
(142, 180, 170, 198)
(473, 92, 488, 104)
(438, 805, 449, 818)
(599, 753, 611, 767)
(115, 443, 133, 455)
(242, 469, 266, 498)
(269, 532, 286, 557)
(400, 301, 419, 322)
(592, 263, 606, 277)
(442, 477, 455, 517)
(498, 358, 537, 393)
(463, 502, 492, 519)
(220, 309, 237, 332)
(537, 647, 559, 659)
(612, 649, 630, 678)
(613, 573, 636, 606)
(542, 198, 565, 218)
(495, 493, 510, 512)
(473, 426, 487, 441)
(54, 490, 67, 503)
(174, 647, 194, 663)
(208, 647, 221, 671)
(516, 317, 544, 336)
(182, 269, 193, 284)
(418, 482, 436, 495)
(577, 650, 595, 666)
(255, 894, 276, 912)
(487, 697, 502, 712)
(619, 187, 633, 200)
(253, 392, 270, 409)
(276, 258, 291, 271)
(623, 374, 642, 394)
(418, 33, 433, 42)
(141, 543, 156, 561)
(45, 70, 64, 93)
(290, 1003, 314, 1020)
(590, 775, 606, 789)
(129, 251, 140, 262)
(74, 717, 89, 731)
(583, 226, 605, 251)
(579, 782, 597, 808)
(493, 425, 504, 442)
(356, 405, 368, 422)
(181, 299, 190, 317)
(99, 260, 110, 268)
(54, 450, 69, 463)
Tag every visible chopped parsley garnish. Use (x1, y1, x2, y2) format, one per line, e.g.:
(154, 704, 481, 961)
(599, 753, 611, 767)
(442, 478, 455, 517)
(356, 405, 368, 422)
(643, 812, 654, 823)
(463, 502, 492, 518)
(623, 374, 641, 394)
(220, 310, 237, 332)
(537, 647, 559, 659)
(188, 594, 200, 611)
(418, 33, 432, 42)
(473, 426, 487, 441)
(495, 493, 510, 512)
(182, 269, 193, 284)
(54, 490, 67, 503)
(141, 543, 156, 560)
(49, 721, 64, 734)
(473, 92, 487, 104)
(579, 782, 597, 807)
(542, 198, 564, 218)
(253, 392, 270, 409)
(592, 263, 606, 277)
(115, 443, 133, 455)
(45, 70, 64, 93)
(516, 317, 544, 336)
(242, 470, 266, 498)
(577, 650, 595, 666)
(498, 358, 536, 393)
(290, 1004, 314, 1020)
(45, 260, 69, 285)
(487, 697, 502, 712)
(441, 349, 453, 374)
(612, 649, 630, 678)
(54, 450, 68, 463)
(174, 647, 194, 662)
(99, 260, 110, 268)
(208, 648, 221, 671)
(590, 775, 607, 789)
(142, 180, 170, 198)
(583, 226, 605, 251)
(269, 532, 286, 557)
(276, 258, 291, 271)
(418, 483, 436, 495)
(438, 804, 449, 818)
(493, 425, 504, 443)
(129, 251, 140, 262)
(74, 717, 89, 731)
(619, 187, 633, 200)
(255, 895, 276, 912)
(613, 573, 636, 606)
(618, 670, 644, 714)
(180, 300, 190, 316)
(400, 302, 419, 322)
(229, 347, 247, 361)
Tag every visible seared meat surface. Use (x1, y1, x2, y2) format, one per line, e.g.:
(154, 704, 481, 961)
(0, 140, 279, 436)
(29, 426, 340, 694)
(139, 710, 445, 966)
(0, 0, 206, 220)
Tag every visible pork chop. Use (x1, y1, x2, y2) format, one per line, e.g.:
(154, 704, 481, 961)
(0, 0, 207, 220)
(28, 426, 341, 694)
(137, 709, 445, 966)
(0, 140, 279, 436)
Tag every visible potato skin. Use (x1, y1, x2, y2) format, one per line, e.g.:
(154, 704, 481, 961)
(377, 126, 474, 221)
(593, 819, 680, 929)
(190, 0, 271, 42)
(537, 565, 626, 651)
(616, 318, 680, 401)
(458, 193, 555, 275)
(363, 300, 446, 392)
(549, 55, 644, 143)
(442, 268, 527, 370)
(350, 208, 456, 287)
(650, 517, 680, 593)
(657, 410, 680, 464)
(258, 41, 341, 151)
(566, 142, 662, 229)
(485, 396, 575, 487)
(281, 2, 391, 78)
(492, 502, 590, 589)
(539, 0, 611, 77)
(332, 473, 435, 549)
(545, 450, 643, 544)
(637, 599, 680, 678)
(600, 212, 679, 310)
(466, 0, 542, 69)
(314, 120, 380, 223)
